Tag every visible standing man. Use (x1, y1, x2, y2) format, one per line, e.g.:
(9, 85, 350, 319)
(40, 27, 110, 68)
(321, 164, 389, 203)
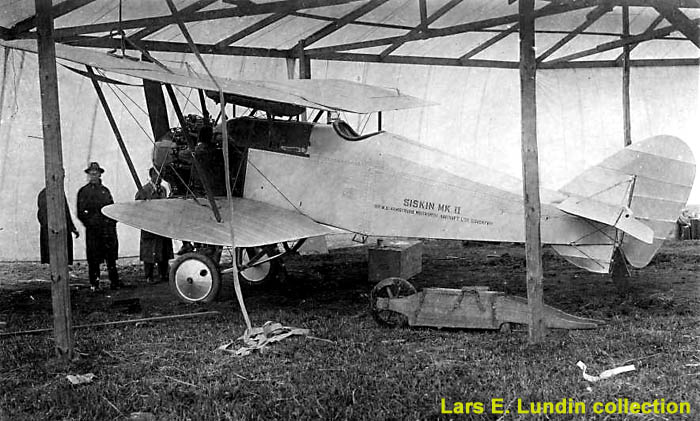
(37, 188, 80, 265)
(77, 162, 122, 291)
(135, 167, 173, 284)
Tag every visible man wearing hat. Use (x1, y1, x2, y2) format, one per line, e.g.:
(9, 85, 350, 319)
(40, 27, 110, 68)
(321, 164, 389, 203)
(77, 162, 123, 291)
(135, 167, 173, 284)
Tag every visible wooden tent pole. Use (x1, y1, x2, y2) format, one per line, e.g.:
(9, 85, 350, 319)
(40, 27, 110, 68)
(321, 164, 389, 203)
(622, 5, 632, 146)
(519, 0, 545, 343)
(35, 0, 73, 361)
(296, 40, 311, 122)
(86, 66, 142, 192)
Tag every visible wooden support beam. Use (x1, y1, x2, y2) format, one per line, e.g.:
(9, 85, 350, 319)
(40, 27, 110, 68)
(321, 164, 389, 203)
(519, 0, 546, 343)
(35, 0, 73, 362)
(87, 66, 142, 192)
(622, 5, 632, 146)
(548, 19, 699, 64)
(46, 0, 359, 39)
(306, 50, 520, 67)
(380, 0, 463, 59)
(302, 0, 388, 48)
(537, 4, 612, 63)
(164, 84, 222, 223)
(541, 57, 699, 68)
(130, 0, 218, 41)
(308, 0, 600, 55)
(419, 0, 428, 32)
(460, 24, 518, 62)
(292, 41, 310, 121)
(615, 14, 664, 65)
(198, 89, 209, 122)
(291, 11, 414, 31)
(297, 42, 311, 80)
(63, 36, 291, 58)
(653, 1, 700, 48)
(12, 0, 96, 36)
(214, 13, 288, 50)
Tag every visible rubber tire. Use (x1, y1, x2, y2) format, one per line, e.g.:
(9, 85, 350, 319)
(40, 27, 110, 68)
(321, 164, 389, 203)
(169, 252, 221, 303)
(236, 247, 279, 288)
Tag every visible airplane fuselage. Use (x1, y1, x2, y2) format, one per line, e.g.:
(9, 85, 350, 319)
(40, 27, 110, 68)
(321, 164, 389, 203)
(242, 122, 613, 248)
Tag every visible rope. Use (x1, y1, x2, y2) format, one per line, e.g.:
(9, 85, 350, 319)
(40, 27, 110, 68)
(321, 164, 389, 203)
(165, 0, 252, 336)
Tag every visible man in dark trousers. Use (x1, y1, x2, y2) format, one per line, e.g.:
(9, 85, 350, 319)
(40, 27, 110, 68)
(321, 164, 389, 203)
(77, 162, 122, 291)
(37, 188, 80, 265)
(135, 167, 173, 283)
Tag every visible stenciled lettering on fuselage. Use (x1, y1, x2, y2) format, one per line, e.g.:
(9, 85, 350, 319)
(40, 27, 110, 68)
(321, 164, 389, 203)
(372, 198, 493, 226)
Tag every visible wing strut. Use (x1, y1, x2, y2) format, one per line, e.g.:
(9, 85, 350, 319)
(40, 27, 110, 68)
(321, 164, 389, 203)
(163, 83, 222, 222)
(86, 65, 142, 191)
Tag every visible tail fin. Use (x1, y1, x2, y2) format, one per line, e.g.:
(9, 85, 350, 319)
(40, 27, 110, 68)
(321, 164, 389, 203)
(554, 135, 695, 271)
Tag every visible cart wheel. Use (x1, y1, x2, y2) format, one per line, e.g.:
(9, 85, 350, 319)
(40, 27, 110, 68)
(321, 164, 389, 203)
(169, 253, 221, 303)
(370, 277, 417, 327)
(236, 246, 279, 287)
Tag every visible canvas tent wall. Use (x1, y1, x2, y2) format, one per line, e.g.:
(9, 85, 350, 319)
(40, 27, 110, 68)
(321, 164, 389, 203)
(0, 0, 698, 261)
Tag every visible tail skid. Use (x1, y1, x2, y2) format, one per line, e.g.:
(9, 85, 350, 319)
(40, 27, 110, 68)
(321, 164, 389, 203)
(553, 135, 695, 273)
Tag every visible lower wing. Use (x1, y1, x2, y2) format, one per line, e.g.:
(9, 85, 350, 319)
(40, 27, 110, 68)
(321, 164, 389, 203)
(102, 197, 337, 247)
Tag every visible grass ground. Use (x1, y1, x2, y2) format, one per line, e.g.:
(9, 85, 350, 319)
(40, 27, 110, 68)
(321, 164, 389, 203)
(1, 240, 699, 420)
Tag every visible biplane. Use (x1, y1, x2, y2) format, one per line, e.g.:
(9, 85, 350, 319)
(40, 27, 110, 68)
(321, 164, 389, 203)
(3, 39, 695, 305)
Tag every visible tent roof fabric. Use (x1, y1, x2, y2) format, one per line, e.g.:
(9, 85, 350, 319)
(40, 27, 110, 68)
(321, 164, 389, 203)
(0, 0, 698, 69)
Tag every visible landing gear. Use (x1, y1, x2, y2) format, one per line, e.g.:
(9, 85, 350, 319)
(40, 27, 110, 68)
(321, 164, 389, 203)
(168, 241, 301, 302)
(169, 252, 221, 303)
(370, 277, 417, 327)
(236, 246, 280, 287)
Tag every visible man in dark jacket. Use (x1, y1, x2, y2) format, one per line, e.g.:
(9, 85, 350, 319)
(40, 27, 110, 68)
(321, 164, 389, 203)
(77, 162, 122, 291)
(37, 188, 80, 264)
(135, 167, 173, 283)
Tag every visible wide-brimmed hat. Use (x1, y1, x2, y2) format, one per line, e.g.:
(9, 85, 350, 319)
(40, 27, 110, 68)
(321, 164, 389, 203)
(84, 162, 105, 174)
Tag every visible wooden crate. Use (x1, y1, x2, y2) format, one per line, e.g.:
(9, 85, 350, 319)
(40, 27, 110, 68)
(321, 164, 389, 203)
(367, 240, 422, 283)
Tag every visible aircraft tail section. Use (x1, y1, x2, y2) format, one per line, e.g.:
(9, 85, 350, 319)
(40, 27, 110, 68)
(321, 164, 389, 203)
(553, 135, 695, 272)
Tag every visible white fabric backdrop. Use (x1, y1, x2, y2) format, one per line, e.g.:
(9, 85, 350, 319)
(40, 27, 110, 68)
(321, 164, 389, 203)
(0, 47, 697, 260)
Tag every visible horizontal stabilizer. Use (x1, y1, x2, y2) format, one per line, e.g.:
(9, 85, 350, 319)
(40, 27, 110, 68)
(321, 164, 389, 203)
(556, 135, 695, 270)
(557, 197, 653, 244)
(102, 197, 335, 247)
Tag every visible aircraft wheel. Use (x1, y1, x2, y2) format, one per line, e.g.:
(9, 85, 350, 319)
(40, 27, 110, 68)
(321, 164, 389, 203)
(370, 277, 416, 327)
(169, 253, 221, 303)
(236, 246, 279, 287)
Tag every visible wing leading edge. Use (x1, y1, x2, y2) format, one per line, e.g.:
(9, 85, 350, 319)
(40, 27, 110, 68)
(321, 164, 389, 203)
(102, 197, 337, 247)
(0, 39, 433, 114)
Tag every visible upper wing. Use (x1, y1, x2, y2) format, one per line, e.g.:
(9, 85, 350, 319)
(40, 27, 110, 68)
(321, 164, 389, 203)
(102, 197, 337, 247)
(0, 39, 433, 114)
